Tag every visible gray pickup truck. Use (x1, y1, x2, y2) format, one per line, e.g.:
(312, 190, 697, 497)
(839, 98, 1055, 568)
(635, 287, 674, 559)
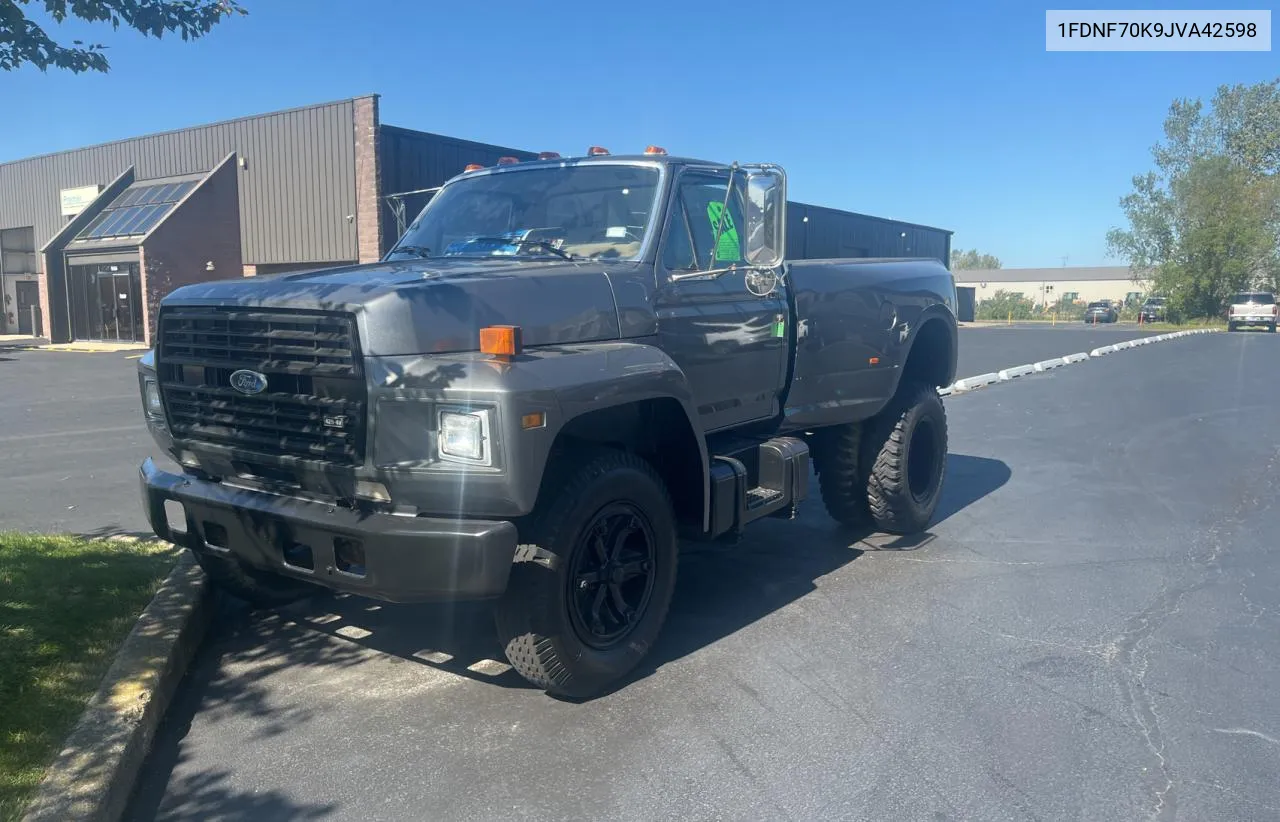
(137, 151, 958, 696)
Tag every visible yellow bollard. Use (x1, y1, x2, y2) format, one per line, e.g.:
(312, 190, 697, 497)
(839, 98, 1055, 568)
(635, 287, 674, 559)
(1053, 312, 1057, 326)
(1007, 311, 1012, 326)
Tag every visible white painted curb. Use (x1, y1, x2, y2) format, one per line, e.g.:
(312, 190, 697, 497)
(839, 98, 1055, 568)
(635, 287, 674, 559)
(1112, 340, 1133, 351)
(1063, 352, 1089, 364)
(1090, 345, 1116, 357)
(1033, 357, 1065, 371)
(998, 364, 1035, 381)
(952, 372, 999, 391)
(938, 385, 954, 397)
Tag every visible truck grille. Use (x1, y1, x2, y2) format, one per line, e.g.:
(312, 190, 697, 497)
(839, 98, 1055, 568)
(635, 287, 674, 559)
(157, 308, 366, 465)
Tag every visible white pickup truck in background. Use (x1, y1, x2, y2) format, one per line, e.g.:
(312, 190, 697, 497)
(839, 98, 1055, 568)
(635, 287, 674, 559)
(1227, 291, 1278, 333)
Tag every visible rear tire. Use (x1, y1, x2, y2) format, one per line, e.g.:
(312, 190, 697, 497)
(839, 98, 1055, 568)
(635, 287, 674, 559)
(860, 381, 949, 535)
(813, 424, 871, 527)
(192, 550, 317, 609)
(494, 449, 678, 698)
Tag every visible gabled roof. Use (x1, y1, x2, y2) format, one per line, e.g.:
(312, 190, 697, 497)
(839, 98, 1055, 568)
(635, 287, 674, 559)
(68, 172, 205, 249)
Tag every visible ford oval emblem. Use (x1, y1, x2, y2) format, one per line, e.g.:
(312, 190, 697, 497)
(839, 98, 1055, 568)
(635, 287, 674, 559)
(229, 369, 268, 395)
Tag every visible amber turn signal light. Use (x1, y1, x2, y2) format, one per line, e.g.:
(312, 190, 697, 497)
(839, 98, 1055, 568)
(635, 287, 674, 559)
(480, 325, 523, 358)
(521, 411, 546, 430)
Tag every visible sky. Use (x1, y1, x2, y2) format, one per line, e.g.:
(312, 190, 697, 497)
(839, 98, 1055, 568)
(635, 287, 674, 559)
(1, 0, 1275, 268)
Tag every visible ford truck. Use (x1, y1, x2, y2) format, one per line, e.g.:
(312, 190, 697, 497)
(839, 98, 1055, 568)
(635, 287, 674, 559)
(136, 150, 958, 697)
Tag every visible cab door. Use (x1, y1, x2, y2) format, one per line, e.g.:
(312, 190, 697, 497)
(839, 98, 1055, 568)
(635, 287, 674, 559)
(653, 169, 789, 433)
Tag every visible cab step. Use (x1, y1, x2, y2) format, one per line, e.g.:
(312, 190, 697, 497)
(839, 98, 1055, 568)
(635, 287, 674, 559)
(704, 436, 809, 539)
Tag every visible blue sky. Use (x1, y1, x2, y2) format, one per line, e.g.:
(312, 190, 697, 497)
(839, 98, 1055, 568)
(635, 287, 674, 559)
(1, 0, 1274, 267)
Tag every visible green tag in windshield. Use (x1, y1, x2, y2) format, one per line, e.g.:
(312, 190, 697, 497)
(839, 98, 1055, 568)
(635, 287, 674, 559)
(706, 201, 740, 262)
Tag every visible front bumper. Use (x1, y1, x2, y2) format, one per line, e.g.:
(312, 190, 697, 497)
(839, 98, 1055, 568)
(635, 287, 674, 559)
(140, 458, 519, 603)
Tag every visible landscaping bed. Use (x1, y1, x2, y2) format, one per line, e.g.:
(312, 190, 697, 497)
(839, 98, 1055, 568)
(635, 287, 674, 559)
(0, 533, 178, 821)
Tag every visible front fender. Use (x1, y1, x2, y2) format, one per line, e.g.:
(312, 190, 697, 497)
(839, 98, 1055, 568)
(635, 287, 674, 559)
(366, 342, 709, 522)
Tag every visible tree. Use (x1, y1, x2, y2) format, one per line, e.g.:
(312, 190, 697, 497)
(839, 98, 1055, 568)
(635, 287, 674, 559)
(975, 289, 1035, 321)
(0, 0, 246, 73)
(950, 248, 1002, 270)
(1108, 79, 1280, 319)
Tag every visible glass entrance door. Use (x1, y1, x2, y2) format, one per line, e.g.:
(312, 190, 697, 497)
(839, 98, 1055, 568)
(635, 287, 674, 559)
(68, 261, 144, 342)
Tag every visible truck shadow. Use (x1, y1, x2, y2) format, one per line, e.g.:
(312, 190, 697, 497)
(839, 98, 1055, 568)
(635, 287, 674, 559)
(220, 452, 1012, 696)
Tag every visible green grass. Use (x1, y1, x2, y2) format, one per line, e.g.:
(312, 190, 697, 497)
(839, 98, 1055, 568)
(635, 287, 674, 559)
(0, 533, 179, 821)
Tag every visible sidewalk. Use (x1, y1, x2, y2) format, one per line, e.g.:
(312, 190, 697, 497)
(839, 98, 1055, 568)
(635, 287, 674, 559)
(0, 335, 147, 353)
(0, 334, 46, 349)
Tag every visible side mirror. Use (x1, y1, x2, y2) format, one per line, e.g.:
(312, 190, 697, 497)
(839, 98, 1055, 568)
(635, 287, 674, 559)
(743, 166, 786, 268)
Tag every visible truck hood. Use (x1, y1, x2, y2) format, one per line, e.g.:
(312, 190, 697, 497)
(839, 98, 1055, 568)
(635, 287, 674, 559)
(160, 258, 651, 357)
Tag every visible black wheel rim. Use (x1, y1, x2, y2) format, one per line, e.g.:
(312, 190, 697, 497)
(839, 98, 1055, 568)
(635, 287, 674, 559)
(566, 503, 658, 650)
(907, 418, 941, 503)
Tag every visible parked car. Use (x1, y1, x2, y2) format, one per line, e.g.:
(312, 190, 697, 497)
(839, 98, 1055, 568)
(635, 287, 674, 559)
(1227, 292, 1278, 332)
(134, 150, 959, 698)
(1084, 301, 1119, 323)
(1139, 297, 1167, 323)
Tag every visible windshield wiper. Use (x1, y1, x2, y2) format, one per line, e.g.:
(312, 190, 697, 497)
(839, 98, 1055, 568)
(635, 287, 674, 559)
(388, 245, 432, 259)
(465, 237, 575, 261)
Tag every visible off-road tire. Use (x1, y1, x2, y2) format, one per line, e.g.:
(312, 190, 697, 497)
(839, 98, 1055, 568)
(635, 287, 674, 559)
(1270, 323, 1277, 333)
(860, 381, 948, 535)
(192, 550, 317, 609)
(1228, 322, 1239, 332)
(494, 449, 678, 698)
(813, 424, 871, 527)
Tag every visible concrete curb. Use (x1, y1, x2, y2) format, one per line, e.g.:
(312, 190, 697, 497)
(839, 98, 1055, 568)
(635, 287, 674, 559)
(1033, 357, 1066, 371)
(1089, 345, 1116, 357)
(21, 553, 212, 822)
(997, 364, 1035, 381)
(952, 372, 1000, 391)
(1063, 352, 1090, 364)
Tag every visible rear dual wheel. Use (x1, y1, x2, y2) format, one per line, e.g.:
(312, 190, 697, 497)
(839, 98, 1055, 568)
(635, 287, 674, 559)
(814, 380, 948, 535)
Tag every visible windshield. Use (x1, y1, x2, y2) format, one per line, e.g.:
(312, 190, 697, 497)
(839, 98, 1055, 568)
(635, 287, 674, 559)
(1232, 293, 1275, 305)
(389, 164, 662, 262)
(1087, 302, 1108, 309)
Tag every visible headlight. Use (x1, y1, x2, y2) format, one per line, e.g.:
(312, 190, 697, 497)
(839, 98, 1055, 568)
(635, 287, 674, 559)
(438, 409, 491, 465)
(144, 379, 163, 416)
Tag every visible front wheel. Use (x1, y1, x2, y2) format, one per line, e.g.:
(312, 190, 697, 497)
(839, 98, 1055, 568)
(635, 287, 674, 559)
(860, 381, 949, 535)
(1228, 322, 1239, 332)
(495, 449, 678, 698)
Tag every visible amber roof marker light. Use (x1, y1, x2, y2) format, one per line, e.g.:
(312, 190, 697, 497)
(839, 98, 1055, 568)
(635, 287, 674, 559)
(644, 145, 668, 155)
(587, 146, 610, 156)
(463, 163, 484, 172)
(480, 325, 523, 359)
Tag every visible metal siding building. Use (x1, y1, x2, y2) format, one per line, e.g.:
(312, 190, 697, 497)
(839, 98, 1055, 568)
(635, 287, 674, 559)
(0, 93, 951, 345)
(786, 202, 951, 265)
(0, 98, 361, 268)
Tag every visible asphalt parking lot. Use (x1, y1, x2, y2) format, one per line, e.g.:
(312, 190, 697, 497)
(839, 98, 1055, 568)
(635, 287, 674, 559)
(4, 328, 1276, 821)
(0, 349, 164, 536)
(955, 322, 1163, 377)
(107, 329, 1276, 822)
